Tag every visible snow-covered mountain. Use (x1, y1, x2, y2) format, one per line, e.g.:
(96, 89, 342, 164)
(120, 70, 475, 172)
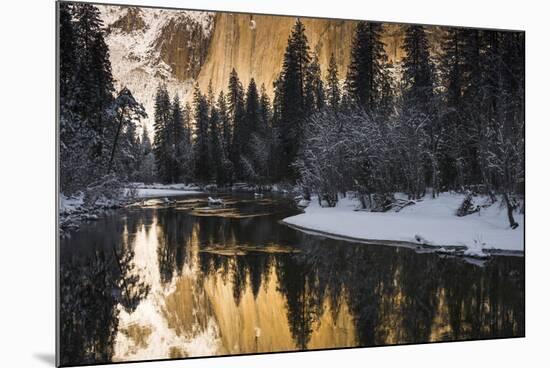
(99, 6, 359, 136)
(99, 6, 215, 135)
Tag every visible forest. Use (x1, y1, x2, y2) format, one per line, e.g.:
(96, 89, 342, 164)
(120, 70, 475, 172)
(59, 3, 524, 226)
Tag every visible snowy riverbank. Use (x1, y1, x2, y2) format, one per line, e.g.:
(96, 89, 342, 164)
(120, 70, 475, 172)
(60, 183, 202, 235)
(126, 182, 202, 198)
(282, 192, 524, 258)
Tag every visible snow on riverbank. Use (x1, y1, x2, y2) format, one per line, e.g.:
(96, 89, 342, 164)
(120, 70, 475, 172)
(60, 184, 203, 235)
(131, 182, 202, 191)
(60, 194, 85, 214)
(282, 192, 524, 256)
(129, 188, 202, 198)
(127, 183, 202, 198)
(125, 183, 201, 198)
(61, 186, 202, 213)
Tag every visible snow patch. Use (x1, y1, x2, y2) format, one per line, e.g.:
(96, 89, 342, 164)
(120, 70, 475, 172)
(130, 188, 202, 198)
(59, 193, 84, 214)
(126, 182, 202, 198)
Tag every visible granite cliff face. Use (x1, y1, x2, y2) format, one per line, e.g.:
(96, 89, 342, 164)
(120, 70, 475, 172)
(195, 16, 423, 96)
(99, 6, 435, 133)
(100, 5, 214, 132)
(195, 13, 358, 96)
(151, 13, 212, 81)
(102, 6, 213, 81)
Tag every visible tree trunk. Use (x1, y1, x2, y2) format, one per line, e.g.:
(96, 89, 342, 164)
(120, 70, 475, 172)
(108, 112, 125, 173)
(358, 194, 367, 210)
(503, 193, 519, 229)
(368, 193, 373, 209)
(432, 158, 438, 198)
(303, 187, 311, 201)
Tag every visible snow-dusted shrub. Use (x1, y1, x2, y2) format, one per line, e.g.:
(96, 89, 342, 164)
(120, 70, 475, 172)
(456, 192, 478, 217)
(83, 174, 125, 207)
(295, 109, 398, 208)
(240, 155, 259, 183)
(293, 111, 345, 206)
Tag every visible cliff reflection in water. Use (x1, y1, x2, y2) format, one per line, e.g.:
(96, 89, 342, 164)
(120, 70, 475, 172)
(59, 195, 524, 366)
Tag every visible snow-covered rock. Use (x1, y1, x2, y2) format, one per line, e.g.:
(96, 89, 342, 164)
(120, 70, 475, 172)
(99, 6, 214, 137)
(208, 197, 224, 206)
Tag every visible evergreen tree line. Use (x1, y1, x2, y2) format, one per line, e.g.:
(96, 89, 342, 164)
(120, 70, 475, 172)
(60, 5, 524, 224)
(152, 19, 346, 185)
(59, 3, 150, 196)
(293, 22, 524, 228)
(154, 20, 523, 213)
(153, 73, 274, 185)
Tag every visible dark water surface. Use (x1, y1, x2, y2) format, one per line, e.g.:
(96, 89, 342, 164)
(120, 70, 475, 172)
(59, 193, 524, 366)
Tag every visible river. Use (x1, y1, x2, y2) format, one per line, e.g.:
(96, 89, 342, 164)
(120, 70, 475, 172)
(59, 193, 524, 366)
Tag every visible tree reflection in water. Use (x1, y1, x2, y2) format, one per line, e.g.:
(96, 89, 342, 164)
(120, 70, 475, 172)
(156, 208, 192, 285)
(60, 212, 151, 365)
(59, 194, 524, 365)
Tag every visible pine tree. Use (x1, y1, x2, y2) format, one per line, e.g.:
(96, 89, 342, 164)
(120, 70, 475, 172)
(377, 61, 395, 120)
(400, 25, 438, 197)
(59, 3, 119, 192)
(180, 102, 194, 182)
(59, 3, 149, 196)
(258, 84, 274, 180)
(139, 126, 155, 184)
(270, 75, 284, 179)
(243, 78, 260, 155)
(193, 86, 211, 182)
(153, 84, 171, 183)
(217, 92, 231, 158)
(182, 102, 192, 147)
(108, 87, 146, 175)
(479, 31, 524, 227)
(439, 28, 468, 189)
(121, 111, 141, 179)
(59, 2, 76, 107)
(72, 3, 114, 137)
(216, 92, 234, 183)
(401, 25, 435, 116)
(206, 79, 215, 107)
(325, 53, 341, 111)
(460, 29, 484, 185)
(258, 84, 272, 135)
(345, 22, 388, 115)
(272, 75, 284, 129)
(227, 69, 246, 177)
(234, 78, 261, 180)
(59, 2, 80, 192)
(170, 95, 185, 182)
(276, 18, 312, 179)
(141, 126, 152, 155)
(305, 53, 325, 112)
(209, 104, 225, 184)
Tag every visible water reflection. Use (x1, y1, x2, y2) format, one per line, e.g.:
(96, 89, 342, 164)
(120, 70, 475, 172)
(59, 194, 524, 366)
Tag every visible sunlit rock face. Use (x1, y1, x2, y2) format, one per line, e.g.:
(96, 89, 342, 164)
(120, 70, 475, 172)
(99, 5, 444, 134)
(104, 6, 214, 82)
(109, 7, 147, 33)
(151, 13, 213, 81)
(196, 13, 358, 98)
(195, 15, 445, 98)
